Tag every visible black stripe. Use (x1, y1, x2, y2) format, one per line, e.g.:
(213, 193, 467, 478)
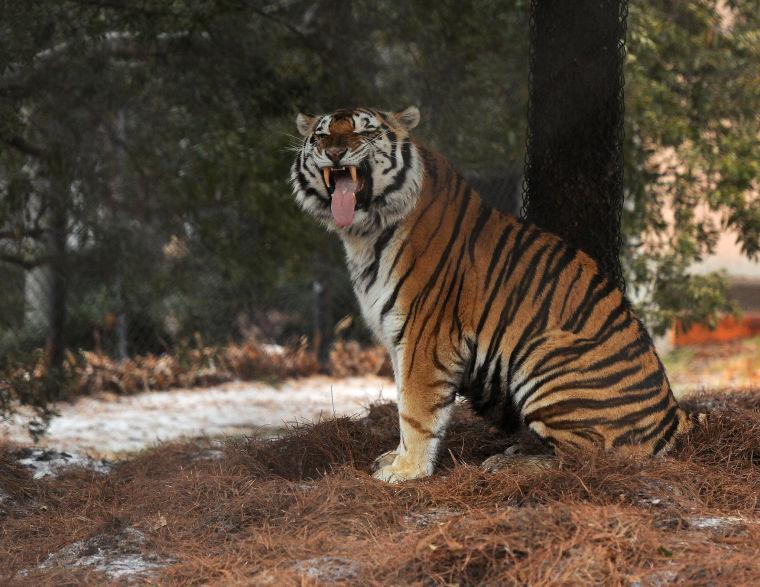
(559, 266, 583, 319)
(577, 337, 649, 375)
(405, 192, 472, 370)
(476, 223, 533, 336)
(449, 273, 466, 343)
(381, 130, 399, 175)
(376, 141, 412, 202)
(571, 279, 618, 333)
(529, 389, 665, 418)
(652, 415, 680, 454)
(362, 224, 397, 292)
(526, 415, 611, 428)
(523, 363, 643, 412)
(562, 273, 603, 331)
(483, 226, 513, 293)
(620, 406, 679, 454)
(543, 363, 642, 395)
(432, 243, 468, 341)
(468, 205, 493, 263)
(609, 392, 672, 429)
(380, 260, 415, 319)
(415, 187, 472, 304)
(562, 273, 605, 332)
(528, 338, 597, 381)
(620, 369, 665, 394)
(295, 168, 329, 203)
(532, 243, 576, 304)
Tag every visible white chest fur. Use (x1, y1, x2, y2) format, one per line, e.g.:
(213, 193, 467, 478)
(341, 231, 405, 353)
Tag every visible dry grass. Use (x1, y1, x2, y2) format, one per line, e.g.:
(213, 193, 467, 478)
(1, 389, 759, 585)
(664, 336, 760, 392)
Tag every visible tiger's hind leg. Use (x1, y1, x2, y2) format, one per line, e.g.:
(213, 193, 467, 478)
(507, 329, 692, 456)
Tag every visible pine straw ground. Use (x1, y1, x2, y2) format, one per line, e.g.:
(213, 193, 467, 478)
(1, 390, 759, 586)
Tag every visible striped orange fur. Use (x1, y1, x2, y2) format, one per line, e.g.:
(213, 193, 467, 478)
(291, 106, 697, 482)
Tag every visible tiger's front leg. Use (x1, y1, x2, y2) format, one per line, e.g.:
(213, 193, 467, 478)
(372, 361, 455, 483)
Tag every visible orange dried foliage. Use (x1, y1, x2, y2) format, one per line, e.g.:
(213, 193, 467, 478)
(328, 340, 393, 378)
(5, 339, 392, 398)
(675, 313, 760, 346)
(73, 340, 322, 395)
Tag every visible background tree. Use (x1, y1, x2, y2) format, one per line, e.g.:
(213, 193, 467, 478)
(624, 0, 759, 332)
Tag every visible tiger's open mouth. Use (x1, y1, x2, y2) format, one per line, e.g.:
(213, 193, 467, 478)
(321, 165, 364, 193)
(320, 165, 367, 227)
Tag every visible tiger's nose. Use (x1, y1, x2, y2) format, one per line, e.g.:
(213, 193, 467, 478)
(325, 146, 347, 163)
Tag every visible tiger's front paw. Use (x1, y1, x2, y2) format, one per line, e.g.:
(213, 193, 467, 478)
(371, 454, 431, 483)
(371, 449, 398, 473)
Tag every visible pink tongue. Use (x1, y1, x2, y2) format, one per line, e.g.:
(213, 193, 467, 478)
(331, 176, 357, 227)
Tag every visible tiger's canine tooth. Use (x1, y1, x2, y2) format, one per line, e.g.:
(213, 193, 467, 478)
(349, 166, 358, 184)
(322, 167, 331, 187)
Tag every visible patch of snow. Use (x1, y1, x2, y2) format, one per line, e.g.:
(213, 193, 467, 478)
(404, 507, 460, 528)
(16, 448, 112, 479)
(192, 439, 226, 462)
(1, 375, 396, 457)
(630, 568, 679, 587)
(261, 343, 286, 356)
(292, 556, 360, 582)
(23, 527, 172, 581)
(687, 515, 749, 530)
(197, 448, 225, 460)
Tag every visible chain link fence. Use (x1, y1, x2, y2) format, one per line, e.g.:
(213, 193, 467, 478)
(0, 2, 548, 390)
(1, 167, 523, 364)
(0, 0, 647, 409)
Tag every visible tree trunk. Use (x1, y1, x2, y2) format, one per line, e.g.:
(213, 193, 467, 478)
(23, 194, 52, 335)
(522, 0, 627, 291)
(44, 196, 67, 375)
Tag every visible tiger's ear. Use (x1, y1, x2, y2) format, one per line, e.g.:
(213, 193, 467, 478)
(296, 113, 318, 137)
(393, 106, 420, 130)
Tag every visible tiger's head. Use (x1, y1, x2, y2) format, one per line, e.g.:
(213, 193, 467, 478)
(290, 106, 424, 235)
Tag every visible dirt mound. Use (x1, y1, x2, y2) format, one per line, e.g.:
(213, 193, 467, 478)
(2, 391, 758, 585)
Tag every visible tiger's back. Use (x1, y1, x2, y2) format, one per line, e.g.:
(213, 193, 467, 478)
(396, 148, 692, 457)
(291, 106, 695, 482)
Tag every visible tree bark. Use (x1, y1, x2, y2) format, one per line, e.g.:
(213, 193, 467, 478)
(522, 0, 627, 291)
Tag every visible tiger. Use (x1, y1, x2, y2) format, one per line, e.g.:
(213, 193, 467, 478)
(290, 105, 700, 483)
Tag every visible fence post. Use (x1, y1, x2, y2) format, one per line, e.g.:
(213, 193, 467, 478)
(44, 195, 68, 381)
(312, 279, 333, 367)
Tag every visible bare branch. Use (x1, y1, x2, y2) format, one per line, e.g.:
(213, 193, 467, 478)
(2, 136, 46, 158)
(63, 0, 182, 18)
(0, 253, 49, 270)
(0, 228, 45, 241)
(1, 29, 206, 95)
(244, 4, 333, 68)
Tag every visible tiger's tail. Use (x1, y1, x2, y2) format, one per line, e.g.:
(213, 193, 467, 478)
(677, 407, 708, 437)
(689, 410, 709, 428)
